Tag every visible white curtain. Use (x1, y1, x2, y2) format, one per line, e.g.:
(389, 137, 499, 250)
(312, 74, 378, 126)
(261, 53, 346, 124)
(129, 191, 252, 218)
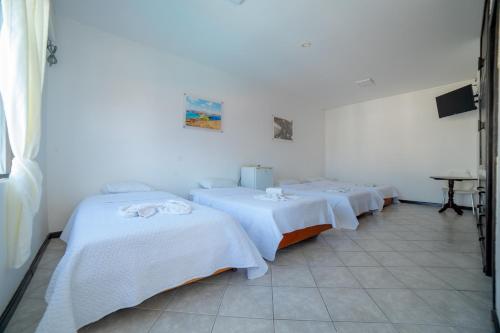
(0, 0, 50, 268)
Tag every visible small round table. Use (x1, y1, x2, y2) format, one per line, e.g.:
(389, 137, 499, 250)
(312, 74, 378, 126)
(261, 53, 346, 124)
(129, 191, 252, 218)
(430, 176, 477, 215)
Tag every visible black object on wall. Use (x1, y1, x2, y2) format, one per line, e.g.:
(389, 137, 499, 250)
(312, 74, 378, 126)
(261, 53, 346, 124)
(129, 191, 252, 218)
(436, 84, 477, 118)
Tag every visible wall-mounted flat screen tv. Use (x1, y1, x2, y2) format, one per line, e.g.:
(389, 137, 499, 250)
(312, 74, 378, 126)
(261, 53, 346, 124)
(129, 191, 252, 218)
(436, 84, 477, 118)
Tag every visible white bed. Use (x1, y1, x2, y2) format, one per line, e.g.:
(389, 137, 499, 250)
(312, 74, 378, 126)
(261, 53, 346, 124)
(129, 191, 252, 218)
(189, 187, 335, 261)
(324, 180, 399, 202)
(281, 181, 385, 230)
(36, 191, 267, 333)
(376, 185, 399, 201)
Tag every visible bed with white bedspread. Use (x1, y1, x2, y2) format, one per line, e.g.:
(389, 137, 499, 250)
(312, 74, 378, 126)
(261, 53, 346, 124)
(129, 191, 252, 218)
(189, 187, 335, 261)
(322, 180, 399, 201)
(36, 191, 267, 333)
(281, 181, 385, 230)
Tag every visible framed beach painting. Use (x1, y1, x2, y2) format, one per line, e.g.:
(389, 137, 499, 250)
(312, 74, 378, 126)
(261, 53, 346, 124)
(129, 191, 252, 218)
(184, 94, 223, 132)
(273, 116, 293, 141)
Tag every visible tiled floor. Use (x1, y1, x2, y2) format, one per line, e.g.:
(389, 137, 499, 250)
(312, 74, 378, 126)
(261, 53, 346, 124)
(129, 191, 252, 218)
(6, 203, 494, 333)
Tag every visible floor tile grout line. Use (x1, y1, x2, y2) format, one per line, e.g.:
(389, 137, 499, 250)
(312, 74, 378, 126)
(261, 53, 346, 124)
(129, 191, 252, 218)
(270, 273, 276, 333)
(340, 245, 482, 327)
(410, 284, 494, 329)
(343, 265, 393, 324)
(145, 308, 164, 333)
(309, 265, 337, 326)
(418, 265, 460, 290)
(209, 283, 229, 333)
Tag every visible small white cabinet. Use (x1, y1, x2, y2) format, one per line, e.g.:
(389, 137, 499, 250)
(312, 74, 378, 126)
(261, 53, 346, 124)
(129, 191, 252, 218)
(241, 166, 273, 190)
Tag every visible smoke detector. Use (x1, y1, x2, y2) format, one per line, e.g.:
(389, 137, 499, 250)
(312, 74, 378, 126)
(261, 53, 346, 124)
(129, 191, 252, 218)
(228, 0, 245, 4)
(355, 78, 375, 87)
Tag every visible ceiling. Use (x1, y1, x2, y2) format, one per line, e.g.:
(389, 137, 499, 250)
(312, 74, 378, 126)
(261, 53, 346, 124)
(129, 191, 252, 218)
(54, 0, 483, 110)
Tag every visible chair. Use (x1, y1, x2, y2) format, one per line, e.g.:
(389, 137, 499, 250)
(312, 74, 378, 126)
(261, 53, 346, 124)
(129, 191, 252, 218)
(441, 169, 477, 215)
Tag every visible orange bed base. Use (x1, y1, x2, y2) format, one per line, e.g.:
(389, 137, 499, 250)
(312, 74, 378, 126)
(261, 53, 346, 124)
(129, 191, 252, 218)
(176, 267, 232, 288)
(278, 224, 332, 249)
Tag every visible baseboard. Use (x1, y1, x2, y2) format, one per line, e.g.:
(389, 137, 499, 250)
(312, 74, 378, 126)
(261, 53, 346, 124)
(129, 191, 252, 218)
(0, 231, 62, 332)
(398, 199, 473, 211)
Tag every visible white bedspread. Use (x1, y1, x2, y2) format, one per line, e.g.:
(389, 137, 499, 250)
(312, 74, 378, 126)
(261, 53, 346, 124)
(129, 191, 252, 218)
(190, 187, 335, 261)
(36, 191, 267, 333)
(322, 180, 399, 201)
(282, 182, 384, 230)
(374, 185, 399, 200)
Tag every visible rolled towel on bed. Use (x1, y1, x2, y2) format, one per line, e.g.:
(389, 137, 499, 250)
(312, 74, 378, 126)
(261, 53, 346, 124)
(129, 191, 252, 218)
(266, 187, 283, 195)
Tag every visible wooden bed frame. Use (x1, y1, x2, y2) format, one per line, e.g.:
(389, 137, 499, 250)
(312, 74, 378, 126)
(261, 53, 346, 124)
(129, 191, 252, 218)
(176, 267, 233, 288)
(277, 197, 394, 250)
(278, 224, 332, 249)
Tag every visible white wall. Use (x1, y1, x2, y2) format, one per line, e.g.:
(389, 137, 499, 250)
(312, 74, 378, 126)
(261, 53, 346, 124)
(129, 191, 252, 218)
(44, 17, 325, 232)
(325, 81, 478, 204)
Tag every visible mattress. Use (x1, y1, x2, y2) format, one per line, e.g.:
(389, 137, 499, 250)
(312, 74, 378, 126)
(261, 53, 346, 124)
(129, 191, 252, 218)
(36, 191, 267, 333)
(189, 187, 335, 261)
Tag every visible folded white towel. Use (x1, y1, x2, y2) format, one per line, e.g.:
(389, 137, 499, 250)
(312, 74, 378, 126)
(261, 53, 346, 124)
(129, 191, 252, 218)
(137, 206, 158, 218)
(119, 205, 140, 218)
(120, 204, 158, 218)
(159, 200, 192, 215)
(119, 200, 192, 218)
(266, 187, 283, 195)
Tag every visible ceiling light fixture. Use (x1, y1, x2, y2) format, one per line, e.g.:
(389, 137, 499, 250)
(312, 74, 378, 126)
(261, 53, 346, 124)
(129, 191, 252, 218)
(301, 41, 312, 48)
(355, 78, 375, 87)
(228, 0, 245, 4)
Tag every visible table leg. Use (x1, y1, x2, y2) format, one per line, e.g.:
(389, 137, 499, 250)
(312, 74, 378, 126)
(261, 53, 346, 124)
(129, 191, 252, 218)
(452, 204, 463, 215)
(439, 179, 462, 215)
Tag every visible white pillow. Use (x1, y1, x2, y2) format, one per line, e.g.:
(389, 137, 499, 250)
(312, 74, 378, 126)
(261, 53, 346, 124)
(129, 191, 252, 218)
(101, 181, 154, 194)
(199, 178, 237, 189)
(278, 179, 301, 186)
